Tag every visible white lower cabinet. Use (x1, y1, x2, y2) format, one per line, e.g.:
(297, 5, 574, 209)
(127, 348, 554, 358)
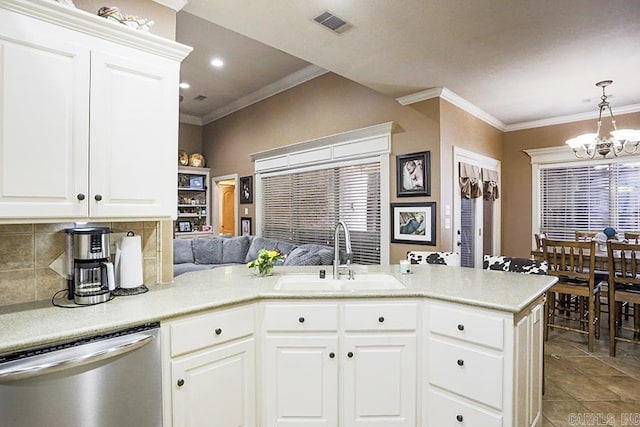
(163, 305, 256, 427)
(261, 300, 418, 427)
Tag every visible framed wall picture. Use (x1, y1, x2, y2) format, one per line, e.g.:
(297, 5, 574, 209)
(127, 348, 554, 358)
(177, 221, 192, 233)
(396, 151, 430, 197)
(189, 176, 204, 189)
(241, 217, 252, 236)
(390, 202, 436, 245)
(240, 176, 253, 204)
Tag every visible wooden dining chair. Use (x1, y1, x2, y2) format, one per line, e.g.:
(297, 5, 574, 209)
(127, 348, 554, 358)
(534, 233, 547, 250)
(624, 232, 640, 243)
(574, 231, 597, 241)
(407, 251, 461, 266)
(542, 239, 602, 352)
(607, 241, 640, 356)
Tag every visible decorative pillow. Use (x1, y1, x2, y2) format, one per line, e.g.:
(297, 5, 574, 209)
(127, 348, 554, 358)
(283, 247, 322, 266)
(296, 244, 335, 265)
(244, 236, 280, 263)
(173, 239, 194, 264)
(192, 238, 223, 265)
(222, 236, 251, 264)
(275, 240, 298, 256)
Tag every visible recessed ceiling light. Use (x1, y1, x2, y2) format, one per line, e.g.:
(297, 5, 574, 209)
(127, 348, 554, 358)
(179, 82, 190, 89)
(210, 58, 224, 68)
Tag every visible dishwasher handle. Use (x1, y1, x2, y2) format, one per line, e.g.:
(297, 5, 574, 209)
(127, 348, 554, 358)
(0, 333, 153, 383)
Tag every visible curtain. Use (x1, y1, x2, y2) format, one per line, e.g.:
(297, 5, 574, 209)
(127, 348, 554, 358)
(459, 162, 483, 199)
(482, 168, 500, 201)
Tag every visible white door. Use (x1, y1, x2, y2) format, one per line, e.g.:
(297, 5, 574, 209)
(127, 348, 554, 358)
(0, 25, 89, 218)
(171, 339, 256, 427)
(263, 335, 338, 426)
(342, 334, 417, 426)
(89, 49, 178, 218)
(453, 147, 501, 268)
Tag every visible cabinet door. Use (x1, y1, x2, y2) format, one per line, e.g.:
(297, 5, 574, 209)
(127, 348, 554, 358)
(172, 338, 255, 427)
(263, 335, 338, 426)
(342, 334, 417, 426)
(514, 302, 543, 427)
(89, 49, 178, 218)
(0, 20, 89, 218)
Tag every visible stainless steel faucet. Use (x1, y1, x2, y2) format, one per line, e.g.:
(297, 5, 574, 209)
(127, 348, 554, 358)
(333, 220, 353, 279)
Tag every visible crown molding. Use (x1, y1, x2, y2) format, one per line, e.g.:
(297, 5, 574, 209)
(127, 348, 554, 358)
(151, 0, 187, 12)
(0, 0, 192, 61)
(179, 114, 203, 126)
(506, 103, 640, 132)
(201, 65, 328, 125)
(396, 87, 506, 131)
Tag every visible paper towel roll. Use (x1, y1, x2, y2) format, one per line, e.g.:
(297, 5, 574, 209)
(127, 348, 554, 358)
(118, 234, 143, 289)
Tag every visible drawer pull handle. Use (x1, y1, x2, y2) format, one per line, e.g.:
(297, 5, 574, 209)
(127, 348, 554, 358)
(457, 359, 464, 367)
(457, 324, 465, 331)
(76, 193, 85, 201)
(456, 414, 463, 422)
(329, 352, 335, 359)
(214, 328, 222, 335)
(378, 316, 385, 323)
(94, 194, 103, 202)
(298, 317, 305, 323)
(177, 378, 185, 387)
(347, 352, 354, 358)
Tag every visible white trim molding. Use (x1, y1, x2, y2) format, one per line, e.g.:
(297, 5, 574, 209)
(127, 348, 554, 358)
(251, 122, 394, 173)
(0, 0, 192, 61)
(524, 145, 640, 165)
(179, 114, 203, 126)
(202, 65, 328, 125)
(396, 87, 505, 131)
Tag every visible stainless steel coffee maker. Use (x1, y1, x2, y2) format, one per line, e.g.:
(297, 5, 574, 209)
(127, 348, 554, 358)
(65, 227, 114, 305)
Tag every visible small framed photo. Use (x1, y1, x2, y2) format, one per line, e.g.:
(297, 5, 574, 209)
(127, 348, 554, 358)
(396, 151, 430, 197)
(178, 221, 192, 233)
(390, 202, 436, 245)
(240, 176, 253, 204)
(189, 176, 204, 189)
(241, 217, 252, 236)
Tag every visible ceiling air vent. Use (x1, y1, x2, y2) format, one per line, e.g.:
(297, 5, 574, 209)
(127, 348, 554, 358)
(194, 95, 207, 101)
(313, 11, 350, 34)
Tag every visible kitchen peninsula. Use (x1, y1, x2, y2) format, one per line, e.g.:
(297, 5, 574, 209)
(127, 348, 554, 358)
(0, 265, 556, 427)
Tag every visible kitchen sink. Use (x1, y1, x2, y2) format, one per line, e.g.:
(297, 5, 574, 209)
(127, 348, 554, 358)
(273, 273, 405, 291)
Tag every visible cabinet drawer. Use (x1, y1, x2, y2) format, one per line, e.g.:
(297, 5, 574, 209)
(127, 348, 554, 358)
(425, 388, 503, 427)
(429, 303, 504, 350)
(427, 338, 503, 410)
(263, 303, 338, 332)
(169, 305, 254, 357)
(344, 302, 417, 331)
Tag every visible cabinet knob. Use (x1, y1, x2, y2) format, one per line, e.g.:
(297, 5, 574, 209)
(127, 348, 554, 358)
(457, 359, 464, 367)
(378, 316, 385, 323)
(347, 352, 354, 358)
(298, 317, 305, 323)
(214, 328, 222, 335)
(94, 194, 103, 202)
(177, 378, 185, 387)
(329, 352, 335, 359)
(456, 414, 463, 422)
(76, 193, 85, 201)
(457, 324, 465, 331)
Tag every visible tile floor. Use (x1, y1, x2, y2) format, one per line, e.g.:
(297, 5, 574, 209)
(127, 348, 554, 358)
(542, 310, 640, 426)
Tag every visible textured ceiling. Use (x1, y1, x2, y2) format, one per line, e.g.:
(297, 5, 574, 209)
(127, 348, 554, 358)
(180, 0, 640, 127)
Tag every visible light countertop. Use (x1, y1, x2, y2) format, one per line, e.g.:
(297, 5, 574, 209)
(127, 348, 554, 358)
(0, 264, 556, 355)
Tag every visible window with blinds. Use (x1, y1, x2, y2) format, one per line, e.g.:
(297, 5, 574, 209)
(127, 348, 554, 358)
(261, 162, 381, 264)
(539, 161, 640, 239)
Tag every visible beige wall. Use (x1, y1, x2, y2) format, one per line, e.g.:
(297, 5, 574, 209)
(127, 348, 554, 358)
(0, 221, 167, 307)
(502, 111, 640, 258)
(179, 122, 204, 155)
(74, 0, 176, 40)
(202, 73, 442, 263)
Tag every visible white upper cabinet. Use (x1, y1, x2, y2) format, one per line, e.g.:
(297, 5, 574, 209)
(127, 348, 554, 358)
(0, 0, 191, 222)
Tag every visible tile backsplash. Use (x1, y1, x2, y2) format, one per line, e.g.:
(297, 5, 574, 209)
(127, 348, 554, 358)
(0, 221, 171, 307)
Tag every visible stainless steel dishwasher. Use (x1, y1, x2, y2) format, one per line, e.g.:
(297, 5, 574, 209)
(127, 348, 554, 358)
(0, 322, 162, 427)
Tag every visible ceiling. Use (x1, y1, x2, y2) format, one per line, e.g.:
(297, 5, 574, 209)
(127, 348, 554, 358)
(178, 0, 640, 130)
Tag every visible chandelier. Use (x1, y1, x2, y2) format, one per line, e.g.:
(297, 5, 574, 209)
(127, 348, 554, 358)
(566, 80, 640, 158)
